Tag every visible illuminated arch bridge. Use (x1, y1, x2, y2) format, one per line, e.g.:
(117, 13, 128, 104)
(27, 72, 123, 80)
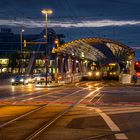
(52, 37, 135, 82)
(54, 37, 134, 64)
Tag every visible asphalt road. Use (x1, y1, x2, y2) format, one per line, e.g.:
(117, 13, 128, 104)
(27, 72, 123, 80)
(0, 81, 140, 140)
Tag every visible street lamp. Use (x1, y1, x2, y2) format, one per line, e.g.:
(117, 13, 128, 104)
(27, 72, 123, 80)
(41, 9, 53, 41)
(20, 29, 24, 52)
(41, 9, 53, 85)
(20, 29, 24, 74)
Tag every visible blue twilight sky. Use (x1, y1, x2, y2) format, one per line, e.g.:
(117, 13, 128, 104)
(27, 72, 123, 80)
(0, 0, 140, 48)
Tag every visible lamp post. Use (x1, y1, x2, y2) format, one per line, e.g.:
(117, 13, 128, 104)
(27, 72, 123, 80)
(20, 29, 24, 74)
(20, 29, 24, 52)
(41, 9, 53, 85)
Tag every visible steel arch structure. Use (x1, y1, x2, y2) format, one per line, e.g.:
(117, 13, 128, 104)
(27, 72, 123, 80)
(54, 37, 134, 64)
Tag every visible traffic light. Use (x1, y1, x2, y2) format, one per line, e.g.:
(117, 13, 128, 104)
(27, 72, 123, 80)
(54, 38, 59, 48)
(24, 40, 26, 47)
(54, 38, 59, 45)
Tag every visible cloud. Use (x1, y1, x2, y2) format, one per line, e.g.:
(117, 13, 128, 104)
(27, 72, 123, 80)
(0, 19, 140, 28)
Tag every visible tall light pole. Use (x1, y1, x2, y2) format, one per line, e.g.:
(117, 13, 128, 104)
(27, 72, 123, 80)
(20, 29, 24, 74)
(41, 9, 53, 85)
(20, 29, 24, 52)
(41, 9, 53, 41)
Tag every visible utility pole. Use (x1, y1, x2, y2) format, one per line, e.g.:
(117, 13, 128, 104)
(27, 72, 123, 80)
(41, 9, 53, 85)
(20, 29, 24, 73)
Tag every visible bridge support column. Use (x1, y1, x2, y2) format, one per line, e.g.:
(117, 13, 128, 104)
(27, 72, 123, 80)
(78, 60, 82, 75)
(130, 52, 135, 76)
(55, 55, 58, 83)
(60, 56, 64, 80)
(68, 56, 73, 83)
(73, 59, 77, 74)
(81, 60, 84, 75)
(84, 60, 88, 74)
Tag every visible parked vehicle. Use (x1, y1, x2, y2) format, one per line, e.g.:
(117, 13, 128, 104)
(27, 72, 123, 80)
(11, 75, 29, 85)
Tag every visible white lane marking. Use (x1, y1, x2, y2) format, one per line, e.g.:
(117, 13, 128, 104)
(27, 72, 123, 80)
(89, 92, 101, 102)
(95, 93, 104, 104)
(115, 133, 128, 139)
(77, 87, 103, 105)
(85, 87, 102, 98)
(95, 108, 128, 140)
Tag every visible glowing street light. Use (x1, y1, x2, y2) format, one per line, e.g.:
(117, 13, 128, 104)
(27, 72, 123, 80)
(20, 29, 25, 74)
(20, 29, 24, 52)
(41, 9, 53, 85)
(42, 9, 53, 15)
(41, 9, 53, 41)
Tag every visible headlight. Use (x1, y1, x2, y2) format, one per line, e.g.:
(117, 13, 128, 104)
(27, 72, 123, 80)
(95, 72, 100, 76)
(110, 72, 112, 75)
(28, 78, 31, 82)
(58, 76, 62, 80)
(88, 72, 92, 76)
(113, 72, 116, 75)
(37, 77, 40, 81)
(11, 79, 15, 82)
(20, 79, 24, 82)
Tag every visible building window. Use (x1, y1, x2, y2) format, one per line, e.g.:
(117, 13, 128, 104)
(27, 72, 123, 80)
(0, 59, 9, 65)
(35, 59, 45, 66)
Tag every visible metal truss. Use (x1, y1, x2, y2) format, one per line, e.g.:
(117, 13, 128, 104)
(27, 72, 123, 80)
(54, 37, 134, 63)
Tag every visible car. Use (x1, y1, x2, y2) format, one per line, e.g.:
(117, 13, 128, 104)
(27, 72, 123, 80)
(35, 73, 52, 84)
(32, 74, 39, 83)
(25, 75, 35, 83)
(11, 75, 29, 85)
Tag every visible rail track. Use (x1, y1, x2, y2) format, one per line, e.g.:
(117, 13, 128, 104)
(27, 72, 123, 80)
(25, 87, 102, 140)
(0, 86, 91, 140)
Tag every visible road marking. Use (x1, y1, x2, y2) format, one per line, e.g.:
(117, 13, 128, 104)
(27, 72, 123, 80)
(89, 92, 101, 102)
(85, 87, 102, 98)
(95, 108, 128, 140)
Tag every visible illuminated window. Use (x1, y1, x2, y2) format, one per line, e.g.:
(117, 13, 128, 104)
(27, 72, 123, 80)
(35, 59, 45, 66)
(0, 59, 9, 65)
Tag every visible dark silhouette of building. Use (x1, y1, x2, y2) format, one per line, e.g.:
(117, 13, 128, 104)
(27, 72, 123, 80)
(0, 28, 63, 74)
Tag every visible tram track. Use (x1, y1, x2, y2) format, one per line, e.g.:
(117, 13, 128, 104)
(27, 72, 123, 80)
(0, 87, 79, 105)
(25, 86, 103, 140)
(0, 85, 90, 140)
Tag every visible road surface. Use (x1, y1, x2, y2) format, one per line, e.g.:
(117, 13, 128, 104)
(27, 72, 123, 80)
(0, 81, 139, 140)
